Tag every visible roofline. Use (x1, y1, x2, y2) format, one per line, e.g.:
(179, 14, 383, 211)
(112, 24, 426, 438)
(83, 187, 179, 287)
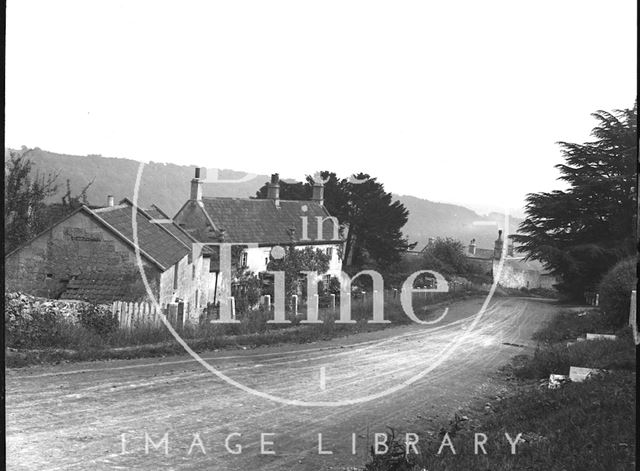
(6, 203, 169, 271)
(4, 206, 86, 258)
(78, 204, 169, 271)
(149, 203, 212, 254)
(255, 240, 343, 247)
(121, 198, 192, 252)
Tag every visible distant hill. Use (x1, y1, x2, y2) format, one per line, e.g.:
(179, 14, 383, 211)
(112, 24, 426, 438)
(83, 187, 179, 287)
(395, 194, 523, 250)
(5, 148, 522, 250)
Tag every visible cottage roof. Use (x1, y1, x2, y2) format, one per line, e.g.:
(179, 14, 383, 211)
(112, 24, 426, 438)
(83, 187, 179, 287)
(59, 272, 135, 304)
(182, 197, 342, 245)
(93, 200, 191, 269)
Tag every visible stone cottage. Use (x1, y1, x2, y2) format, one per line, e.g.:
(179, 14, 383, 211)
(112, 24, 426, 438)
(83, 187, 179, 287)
(466, 230, 557, 290)
(4, 198, 218, 321)
(173, 170, 344, 284)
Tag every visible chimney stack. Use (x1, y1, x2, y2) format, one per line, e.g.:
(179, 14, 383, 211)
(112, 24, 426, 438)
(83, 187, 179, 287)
(267, 173, 280, 206)
(494, 229, 504, 259)
(191, 167, 205, 201)
(311, 180, 324, 205)
(468, 238, 476, 255)
(107, 195, 114, 207)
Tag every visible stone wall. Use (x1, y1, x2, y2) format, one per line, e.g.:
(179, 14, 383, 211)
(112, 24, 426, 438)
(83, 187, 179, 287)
(158, 254, 218, 323)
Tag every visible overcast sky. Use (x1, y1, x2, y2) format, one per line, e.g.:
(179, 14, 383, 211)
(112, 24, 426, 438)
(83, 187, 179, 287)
(5, 0, 637, 215)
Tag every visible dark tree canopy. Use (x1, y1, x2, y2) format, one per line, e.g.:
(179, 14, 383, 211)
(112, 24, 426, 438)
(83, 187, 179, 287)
(512, 103, 637, 298)
(5, 149, 93, 254)
(256, 171, 414, 269)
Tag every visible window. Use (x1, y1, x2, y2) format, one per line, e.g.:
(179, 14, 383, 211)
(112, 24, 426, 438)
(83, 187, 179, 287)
(324, 274, 331, 284)
(325, 247, 333, 257)
(192, 265, 196, 280)
(241, 252, 248, 267)
(265, 257, 269, 266)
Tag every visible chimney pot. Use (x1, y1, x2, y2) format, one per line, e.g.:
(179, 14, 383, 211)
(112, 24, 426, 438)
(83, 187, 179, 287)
(468, 238, 477, 255)
(107, 195, 114, 207)
(267, 173, 280, 205)
(190, 169, 204, 201)
(312, 181, 324, 205)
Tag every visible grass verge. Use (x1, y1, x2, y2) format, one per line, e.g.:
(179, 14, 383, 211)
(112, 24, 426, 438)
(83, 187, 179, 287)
(5, 292, 479, 367)
(363, 307, 637, 471)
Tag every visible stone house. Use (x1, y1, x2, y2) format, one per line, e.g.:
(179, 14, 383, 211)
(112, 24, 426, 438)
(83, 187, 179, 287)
(4, 198, 218, 322)
(465, 230, 557, 290)
(173, 170, 344, 288)
(5, 169, 345, 322)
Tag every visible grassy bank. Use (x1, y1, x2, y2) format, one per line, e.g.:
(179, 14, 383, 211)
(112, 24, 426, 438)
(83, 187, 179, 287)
(363, 307, 636, 471)
(6, 290, 481, 367)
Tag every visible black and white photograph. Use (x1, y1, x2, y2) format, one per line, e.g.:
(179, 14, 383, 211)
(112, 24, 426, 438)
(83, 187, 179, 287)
(3, 1, 638, 469)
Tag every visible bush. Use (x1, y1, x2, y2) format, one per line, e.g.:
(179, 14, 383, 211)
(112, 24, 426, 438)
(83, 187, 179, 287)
(77, 303, 119, 336)
(5, 294, 71, 348)
(599, 257, 637, 327)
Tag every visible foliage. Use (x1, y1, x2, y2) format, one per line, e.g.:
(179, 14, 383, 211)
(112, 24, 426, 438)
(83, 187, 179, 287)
(4, 293, 71, 348)
(266, 246, 330, 298)
(257, 171, 414, 268)
(4, 148, 93, 253)
(512, 103, 637, 299)
(232, 271, 262, 313)
(76, 303, 119, 336)
(599, 257, 638, 327)
(4, 150, 59, 253)
(421, 237, 471, 276)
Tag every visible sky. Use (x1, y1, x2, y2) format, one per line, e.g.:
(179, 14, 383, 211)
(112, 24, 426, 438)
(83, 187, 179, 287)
(5, 0, 637, 216)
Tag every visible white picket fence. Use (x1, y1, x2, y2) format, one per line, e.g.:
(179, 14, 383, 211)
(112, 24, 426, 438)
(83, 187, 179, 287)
(111, 301, 163, 329)
(630, 290, 638, 345)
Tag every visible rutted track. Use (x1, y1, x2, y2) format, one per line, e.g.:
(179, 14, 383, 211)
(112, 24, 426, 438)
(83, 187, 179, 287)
(5, 297, 559, 470)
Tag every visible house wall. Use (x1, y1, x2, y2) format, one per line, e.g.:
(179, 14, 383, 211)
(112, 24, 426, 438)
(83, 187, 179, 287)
(158, 254, 218, 323)
(241, 243, 343, 277)
(4, 211, 161, 299)
(493, 258, 556, 290)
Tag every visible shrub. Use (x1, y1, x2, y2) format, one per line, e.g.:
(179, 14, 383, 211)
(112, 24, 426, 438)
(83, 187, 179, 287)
(599, 257, 637, 327)
(77, 303, 119, 337)
(5, 294, 69, 348)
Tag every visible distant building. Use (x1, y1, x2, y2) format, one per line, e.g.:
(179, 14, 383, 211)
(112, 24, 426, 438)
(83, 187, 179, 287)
(466, 230, 557, 290)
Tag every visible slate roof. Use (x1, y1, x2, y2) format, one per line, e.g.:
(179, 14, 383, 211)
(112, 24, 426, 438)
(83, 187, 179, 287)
(191, 197, 342, 245)
(144, 205, 203, 249)
(93, 201, 190, 269)
(59, 272, 134, 304)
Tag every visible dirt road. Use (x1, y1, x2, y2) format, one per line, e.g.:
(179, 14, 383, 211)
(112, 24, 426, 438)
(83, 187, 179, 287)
(6, 297, 559, 470)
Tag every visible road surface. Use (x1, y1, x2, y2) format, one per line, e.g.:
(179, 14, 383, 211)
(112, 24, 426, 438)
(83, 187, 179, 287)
(6, 297, 559, 470)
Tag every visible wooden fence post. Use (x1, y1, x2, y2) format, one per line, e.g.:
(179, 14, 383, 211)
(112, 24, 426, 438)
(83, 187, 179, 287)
(230, 296, 236, 320)
(630, 290, 638, 345)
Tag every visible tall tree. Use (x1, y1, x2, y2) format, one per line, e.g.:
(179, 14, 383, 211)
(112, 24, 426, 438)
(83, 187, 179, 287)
(4, 150, 59, 253)
(256, 171, 414, 269)
(512, 103, 637, 298)
(4, 149, 93, 253)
